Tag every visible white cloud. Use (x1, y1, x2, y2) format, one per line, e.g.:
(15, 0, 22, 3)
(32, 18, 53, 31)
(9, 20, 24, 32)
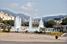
(20, 2, 33, 12)
(26, 2, 32, 7)
(35, 9, 38, 12)
(8, 3, 18, 8)
(20, 2, 38, 16)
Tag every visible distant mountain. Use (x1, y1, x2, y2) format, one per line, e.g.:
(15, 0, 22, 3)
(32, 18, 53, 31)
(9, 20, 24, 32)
(0, 9, 67, 22)
(0, 9, 29, 20)
(0, 9, 16, 16)
(17, 13, 29, 20)
(42, 15, 67, 21)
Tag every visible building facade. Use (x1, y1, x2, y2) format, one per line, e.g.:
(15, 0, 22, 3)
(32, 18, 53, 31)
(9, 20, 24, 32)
(53, 25, 67, 32)
(0, 11, 14, 20)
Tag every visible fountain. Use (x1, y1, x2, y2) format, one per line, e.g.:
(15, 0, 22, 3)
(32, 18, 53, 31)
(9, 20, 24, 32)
(39, 18, 44, 28)
(28, 17, 34, 32)
(14, 16, 21, 32)
(13, 16, 44, 32)
(38, 18, 44, 32)
(27, 17, 44, 32)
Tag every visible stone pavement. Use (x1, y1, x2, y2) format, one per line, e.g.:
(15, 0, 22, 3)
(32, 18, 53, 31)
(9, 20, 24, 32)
(0, 33, 67, 42)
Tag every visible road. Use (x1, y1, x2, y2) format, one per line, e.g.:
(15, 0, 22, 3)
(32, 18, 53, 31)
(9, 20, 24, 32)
(0, 41, 67, 44)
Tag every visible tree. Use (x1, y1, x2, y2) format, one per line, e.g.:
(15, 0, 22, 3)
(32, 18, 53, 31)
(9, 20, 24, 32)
(61, 18, 67, 25)
(54, 18, 61, 20)
(2, 25, 6, 32)
(7, 20, 14, 26)
(22, 22, 29, 26)
(3, 20, 8, 25)
(2, 25, 11, 32)
(0, 18, 3, 23)
(3, 20, 14, 26)
(7, 25, 11, 32)
(47, 20, 56, 27)
(43, 21, 48, 27)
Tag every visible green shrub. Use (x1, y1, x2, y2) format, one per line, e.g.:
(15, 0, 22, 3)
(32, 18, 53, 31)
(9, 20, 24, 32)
(46, 32, 63, 36)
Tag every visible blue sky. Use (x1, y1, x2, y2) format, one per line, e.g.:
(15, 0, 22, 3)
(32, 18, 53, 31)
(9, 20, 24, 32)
(0, 0, 67, 17)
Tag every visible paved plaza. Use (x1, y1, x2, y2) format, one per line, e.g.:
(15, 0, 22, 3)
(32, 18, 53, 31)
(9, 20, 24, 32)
(0, 33, 67, 42)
